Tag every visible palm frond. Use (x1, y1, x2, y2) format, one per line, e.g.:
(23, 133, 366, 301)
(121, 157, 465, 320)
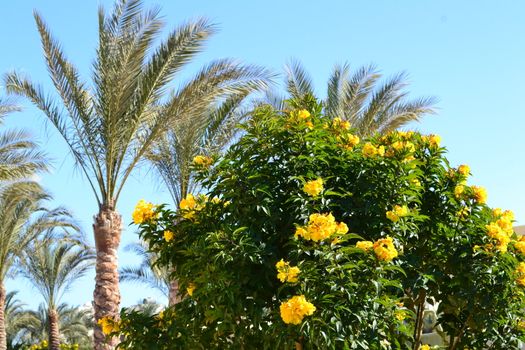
(284, 59, 315, 100)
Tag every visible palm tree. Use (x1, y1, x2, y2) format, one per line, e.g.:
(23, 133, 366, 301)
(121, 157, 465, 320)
(149, 92, 251, 207)
(4, 0, 271, 348)
(0, 99, 47, 183)
(13, 303, 93, 349)
(119, 241, 172, 303)
(0, 181, 77, 350)
(3, 291, 37, 349)
(270, 60, 436, 136)
(19, 237, 95, 350)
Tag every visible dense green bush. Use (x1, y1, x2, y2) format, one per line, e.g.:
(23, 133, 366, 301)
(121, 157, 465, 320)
(110, 97, 525, 349)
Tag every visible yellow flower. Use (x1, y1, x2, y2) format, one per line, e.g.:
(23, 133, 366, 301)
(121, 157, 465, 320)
(193, 155, 213, 167)
(456, 206, 470, 219)
(411, 178, 421, 188)
(386, 205, 409, 222)
(297, 109, 310, 119)
(279, 295, 316, 325)
(179, 194, 196, 210)
(420, 345, 431, 350)
(332, 117, 351, 130)
(187, 283, 196, 296)
(377, 145, 385, 157)
(454, 185, 465, 199)
(515, 241, 525, 255)
(294, 226, 308, 239)
(275, 259, 301, 283)
(303, 178, 324, 197)
(471, 186, 487, 204)
(356, 240, 373, 252)
(305, 121, 314, 129)
(373, 236, 399, 262)
(362, 142, 380, 157)
(132, 200, 157, 224)
(336, 222, 349, 234)
(493, 208, 502, 217)
(163, 230, 174, 242)
(394, 309, 407, 321)
(347, 134, 360, 147)
(457, 164, 470, 176)
(518, 262, 525, 275)
(98, 316, 119, 336)
(428, 134, 441, 147)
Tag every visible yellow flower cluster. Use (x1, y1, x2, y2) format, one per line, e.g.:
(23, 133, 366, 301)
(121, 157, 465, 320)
(98, 316, 120, 336)
(420, 345, 431, 350)
(394, 309, 407, 321)
(279, 295, 316, 325)
(132, 199, 157, 224)
(457, 164, 470, 176)
(193, 155, 213, 167)
(423, 134, 441, 147)
(179, 194, 206, 219)
(163, 230, 174, 242)
(373, 237, 399, 262)
(362, 142, 385, 157)
(275, 259, 301, 283)
(296, 109, 311, 119)
(356, 237, 399, 262)
(303, 178, 324, 197)
(356, 240, 373, 251)
(454, 185, 465, 199)
(517, 262, 525, 286)
(295, 213, 348, 242)
(471, 186, 487, 204)
(332, 117, 351, 130)
(485, 210, 514, 253)
(386, 205, 409, 222)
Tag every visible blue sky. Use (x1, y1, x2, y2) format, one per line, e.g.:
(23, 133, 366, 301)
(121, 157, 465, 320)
(1, 0, 524, 309)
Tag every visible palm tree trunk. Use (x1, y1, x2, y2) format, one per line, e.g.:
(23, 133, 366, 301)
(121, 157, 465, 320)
(0, 283, 7, 350)
(93, 204, 122, 350)
(48, 307, 60, 350)
(168, 279, 180, 306)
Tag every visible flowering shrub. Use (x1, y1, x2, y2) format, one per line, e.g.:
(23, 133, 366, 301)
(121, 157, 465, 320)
(23, 340, 80, 350)
(113, 97, 525, 349)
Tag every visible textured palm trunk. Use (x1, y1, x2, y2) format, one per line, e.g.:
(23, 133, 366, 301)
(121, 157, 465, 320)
(168, 278, 180, 306)
(48, 308, 60, 350)
(93, 204, 122, 350)
(0, 283, 7, 350)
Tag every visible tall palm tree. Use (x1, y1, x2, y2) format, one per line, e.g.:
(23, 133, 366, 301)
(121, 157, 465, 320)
(270, 60, 436, 136)
(119, 241, 171, 303)
(0, 181, 75, 350)
(4, 1, 271, 348)
(19, 237, 95, 350)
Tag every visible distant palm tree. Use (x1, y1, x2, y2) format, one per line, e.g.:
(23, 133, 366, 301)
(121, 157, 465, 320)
(119, 241, 172, 303)
(4, 2, 271, 347)
(13, 303, 93, 349)
(269, 60, 436, 136)
(0, 98, 47, 182)
(19, 237, 95, 350)
(0, 181, 76, 350)
(3, 291, 37, 349)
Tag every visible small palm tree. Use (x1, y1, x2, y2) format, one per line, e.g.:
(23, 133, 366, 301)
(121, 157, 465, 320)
(19, 237, 95, 350)
(270, 60, 436, 136)
(148, 92, 251, 207)
(13, 303, 93, 349)
(119, 241, 172, 303)
(4, 2, 271, 347)
(0, 181, 76, 350)
(4, 291, 37, 349)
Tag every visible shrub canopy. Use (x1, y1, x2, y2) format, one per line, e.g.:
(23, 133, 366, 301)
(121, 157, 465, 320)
(114, 97, 525, 349)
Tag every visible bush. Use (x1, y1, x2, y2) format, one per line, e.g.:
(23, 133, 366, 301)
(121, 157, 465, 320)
(113, 97, 525, 349)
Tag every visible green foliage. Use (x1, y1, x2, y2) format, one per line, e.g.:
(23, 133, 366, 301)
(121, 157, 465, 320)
(115, 97, 525, 349)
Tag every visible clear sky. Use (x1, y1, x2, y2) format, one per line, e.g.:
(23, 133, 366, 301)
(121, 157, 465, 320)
(1, 0, 524, 310)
